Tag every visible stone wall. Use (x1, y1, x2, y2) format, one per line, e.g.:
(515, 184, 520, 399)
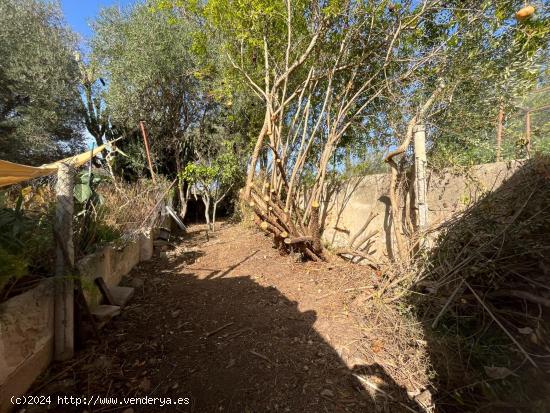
(322, 160, 523, 261)
(0, 229, 154, 413)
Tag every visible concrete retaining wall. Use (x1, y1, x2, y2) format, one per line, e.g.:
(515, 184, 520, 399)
(322, 160, 523, 261)
(0, 229, 154, 413)
(0, 280, 54, 413)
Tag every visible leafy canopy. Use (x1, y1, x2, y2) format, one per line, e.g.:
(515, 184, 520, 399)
(0, 0, 83, 164)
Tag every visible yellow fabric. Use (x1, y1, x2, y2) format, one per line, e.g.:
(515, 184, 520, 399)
(0, 144, 107, 188)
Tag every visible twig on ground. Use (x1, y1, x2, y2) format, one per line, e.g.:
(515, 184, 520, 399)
(205, 322, 235, 338)
(249, 350, 272, 364)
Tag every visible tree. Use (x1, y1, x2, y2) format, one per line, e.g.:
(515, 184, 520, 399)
(180, 141, 242, 231)
(77, 56, 110, 151)
(0, 0, 84, 164)
(92, 1, 257, 222)
(165, 0, 449, 259)
(381, 0, 549, 259)
(91, 2, 201, 188)
(164, 0, 549, 261)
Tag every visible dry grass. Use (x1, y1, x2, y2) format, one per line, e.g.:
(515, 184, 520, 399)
(356, 299, 434, 390)
(98, 177, 171, 236)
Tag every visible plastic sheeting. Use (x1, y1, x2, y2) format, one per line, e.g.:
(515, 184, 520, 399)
(0, 144, 107, 188)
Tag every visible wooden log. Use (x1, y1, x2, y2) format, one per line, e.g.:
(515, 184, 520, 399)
(250, 189, 291, 234)
(284, 236, 314, 245)
(303, 247, 322, 262)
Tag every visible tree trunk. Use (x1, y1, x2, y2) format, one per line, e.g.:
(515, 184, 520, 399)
(212, 201, 219, 232)
(202, 196, 211, 231)
(245, 111, 270, 198)
(309, 201, 322, 253)
(178, 180, 189, 221)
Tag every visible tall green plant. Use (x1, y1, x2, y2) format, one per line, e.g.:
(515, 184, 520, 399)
(0, 0, 84, 164)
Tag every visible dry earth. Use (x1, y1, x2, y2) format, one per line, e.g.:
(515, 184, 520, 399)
(26, 223, 423, 413)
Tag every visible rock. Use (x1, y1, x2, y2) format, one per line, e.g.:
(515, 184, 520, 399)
(320, 389, 334, 397)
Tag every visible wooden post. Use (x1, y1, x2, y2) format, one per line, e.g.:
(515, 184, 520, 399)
(414, 124, 429, 245)
(525, 110, 531, 158)
(54, 163, 75, 361)
(139, 120, 156, 183)
(496, 104, 504, 162)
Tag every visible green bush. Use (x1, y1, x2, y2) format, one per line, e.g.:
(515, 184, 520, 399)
(0, 247, 27, 290)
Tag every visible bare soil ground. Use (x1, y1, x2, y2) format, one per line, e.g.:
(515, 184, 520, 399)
(27, 223, 421, 412)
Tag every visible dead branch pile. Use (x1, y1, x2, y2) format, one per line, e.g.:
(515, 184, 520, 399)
(405, 155, 550, 407)
(353, 300, 433, 407)
(424, 155, 550, 351)
(245, 182, 324, 261)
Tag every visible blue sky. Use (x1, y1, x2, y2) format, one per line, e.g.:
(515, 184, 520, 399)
(61, 0, 136, 38)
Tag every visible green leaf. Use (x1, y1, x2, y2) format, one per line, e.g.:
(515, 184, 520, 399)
(74, 184, 93, 203)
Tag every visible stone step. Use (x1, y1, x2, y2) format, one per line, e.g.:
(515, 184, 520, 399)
(91, 305, 121, 323)
(109, 286, 134, 308)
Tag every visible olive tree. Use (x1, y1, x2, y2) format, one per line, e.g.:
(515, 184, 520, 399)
(0, 0, 84, 164)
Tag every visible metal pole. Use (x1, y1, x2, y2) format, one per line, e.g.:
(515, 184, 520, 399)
(139, 120, 156, 183)
(54, 163, 75, 361)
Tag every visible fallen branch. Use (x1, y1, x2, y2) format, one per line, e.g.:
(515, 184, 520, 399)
(284, 236, 314, 245)
(250, 350, 272, 364)
(348, 212, 378, 248)
(335, 248, 379, 268)
(205, 322, 234, 338)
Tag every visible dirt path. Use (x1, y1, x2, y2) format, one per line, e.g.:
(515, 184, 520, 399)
(29, 223, 415, 412)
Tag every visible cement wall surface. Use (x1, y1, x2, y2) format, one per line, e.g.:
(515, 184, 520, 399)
(322, 160, 523, 261)
(0, 280, 54, 413)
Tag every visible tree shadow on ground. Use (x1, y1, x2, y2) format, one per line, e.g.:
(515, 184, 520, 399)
(408, 156, 550, 412)
(28, 250, 423, 413)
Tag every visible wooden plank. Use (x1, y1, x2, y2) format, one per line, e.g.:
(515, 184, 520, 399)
(94, 277, 116, 306)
